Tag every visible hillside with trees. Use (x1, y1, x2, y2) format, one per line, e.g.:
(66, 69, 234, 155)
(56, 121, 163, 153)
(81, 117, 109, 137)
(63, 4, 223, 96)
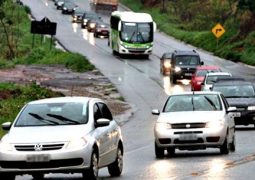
(121, 0, 255, 65)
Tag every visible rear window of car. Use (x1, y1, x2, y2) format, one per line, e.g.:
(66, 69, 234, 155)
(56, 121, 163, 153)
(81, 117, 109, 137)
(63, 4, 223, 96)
(15, 102, 88, 127)
(163, 94, 222, 112)
(213, 85, 255, 97)
(175, 55, 200, 65)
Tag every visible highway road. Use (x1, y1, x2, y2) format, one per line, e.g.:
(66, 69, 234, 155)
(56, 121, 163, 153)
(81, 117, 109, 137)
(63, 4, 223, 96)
(17, 0, 255, 179)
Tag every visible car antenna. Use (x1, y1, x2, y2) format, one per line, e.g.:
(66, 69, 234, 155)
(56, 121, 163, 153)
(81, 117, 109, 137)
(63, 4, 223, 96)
(192, 91, 195, 111)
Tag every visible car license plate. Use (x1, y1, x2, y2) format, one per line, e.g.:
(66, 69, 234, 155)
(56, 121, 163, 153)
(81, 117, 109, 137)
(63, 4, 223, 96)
(179, 134, 197, 141)
(27, 154, 49, 162)
(185, 73, 192, 76)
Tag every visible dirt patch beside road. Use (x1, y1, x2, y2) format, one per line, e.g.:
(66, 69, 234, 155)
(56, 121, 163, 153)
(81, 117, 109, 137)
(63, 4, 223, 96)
(0, 65, 132, 125)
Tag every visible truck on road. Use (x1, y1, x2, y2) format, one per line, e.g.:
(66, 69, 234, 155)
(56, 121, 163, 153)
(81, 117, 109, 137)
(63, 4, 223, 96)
(91, 0, 118, 12)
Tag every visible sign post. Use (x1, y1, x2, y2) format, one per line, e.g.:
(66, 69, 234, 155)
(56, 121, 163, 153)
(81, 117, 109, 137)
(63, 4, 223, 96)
(211, 23, 225, 48)
(30, 17, 57, 49)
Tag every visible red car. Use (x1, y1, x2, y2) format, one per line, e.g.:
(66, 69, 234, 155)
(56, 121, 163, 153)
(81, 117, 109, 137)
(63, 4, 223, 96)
(191, 65, 221, 91)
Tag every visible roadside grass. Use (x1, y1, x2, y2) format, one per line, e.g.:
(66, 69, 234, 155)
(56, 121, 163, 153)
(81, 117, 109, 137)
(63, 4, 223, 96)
(120, 0, 255, 65)
(0, 1, 94, 72)
(0, 82, 64, 137)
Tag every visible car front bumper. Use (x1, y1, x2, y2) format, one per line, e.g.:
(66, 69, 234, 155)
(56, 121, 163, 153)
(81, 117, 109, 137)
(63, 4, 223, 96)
(234, 110, 255, 125)
(155, 127, 227, 149)
(0, 145, 92, 174)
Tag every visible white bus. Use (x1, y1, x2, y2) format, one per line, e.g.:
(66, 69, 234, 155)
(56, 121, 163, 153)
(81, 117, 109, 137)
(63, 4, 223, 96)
(109, 11, 156, 58)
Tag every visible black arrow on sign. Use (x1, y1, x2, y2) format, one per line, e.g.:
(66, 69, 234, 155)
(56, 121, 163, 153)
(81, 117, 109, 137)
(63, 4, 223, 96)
(216, 28, 222, 34)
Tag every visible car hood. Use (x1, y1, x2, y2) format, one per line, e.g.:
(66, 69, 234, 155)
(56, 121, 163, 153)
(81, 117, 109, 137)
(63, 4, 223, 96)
(157, 111, 224, 124)
(226, 97, 255, 107)
(4, 125, 91, 143)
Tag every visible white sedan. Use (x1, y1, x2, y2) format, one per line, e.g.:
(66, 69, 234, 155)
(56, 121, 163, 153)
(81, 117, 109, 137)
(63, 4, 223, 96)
(152, 91, 237, 158)
(0, 96, 123, 179)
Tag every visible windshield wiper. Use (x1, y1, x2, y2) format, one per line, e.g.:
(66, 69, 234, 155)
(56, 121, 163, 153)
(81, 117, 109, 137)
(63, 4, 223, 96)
(129, 31, 136, 42)
(203, 96, 217, 110)
(46, 114, 80, 124)
(137, 32, 145, 42)
(28, 113, 59, 125)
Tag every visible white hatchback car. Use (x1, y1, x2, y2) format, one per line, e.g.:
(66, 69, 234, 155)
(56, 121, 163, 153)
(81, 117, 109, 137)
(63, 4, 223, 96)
(152, 91, 237, 158)
(0, 97, 123, 180)
(201, 72, 232, 91)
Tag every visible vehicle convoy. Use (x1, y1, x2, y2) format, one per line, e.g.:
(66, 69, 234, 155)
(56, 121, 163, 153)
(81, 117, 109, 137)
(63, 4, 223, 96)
(0, 97, 123, 180)
(91, 0, 118, 12)
(169, 50, 204, 84)
(109, 11, 156, 58)
(152, 91, 237, 158)
(211, 78, 255, 128)
(201, 72, 232, 91)
(191, 65, 221, 91)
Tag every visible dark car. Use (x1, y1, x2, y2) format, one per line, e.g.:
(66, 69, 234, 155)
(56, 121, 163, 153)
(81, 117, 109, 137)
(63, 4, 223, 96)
(55, 0, 68, 10)
(211, 79, 255, 128)
(87, 19, 102, 33)
(94, 21, 109, 38)
(160, 52, 172, 75)
(170, 50, 204, 84)
(62, 2, 77, 14)
(72, 8, 85, 23)
(81, 12, 101, 29)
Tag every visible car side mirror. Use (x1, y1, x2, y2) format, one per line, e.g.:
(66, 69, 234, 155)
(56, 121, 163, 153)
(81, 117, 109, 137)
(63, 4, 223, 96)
(153, 21, 157, 32)
(95, 118, 110, 128)
(118, 22, 121, 31)
(200, 61, 204, 65)
(227, 107, 237, 112)
(152, 109, 160, 115)
(2, 122, 12, 131)
(201, 82, 204, 85)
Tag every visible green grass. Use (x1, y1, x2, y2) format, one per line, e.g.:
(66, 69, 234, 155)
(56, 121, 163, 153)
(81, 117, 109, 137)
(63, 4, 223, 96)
(0, 82, 64, 137)
(120, 0, 255, 65)
(0, 1, 95, 72)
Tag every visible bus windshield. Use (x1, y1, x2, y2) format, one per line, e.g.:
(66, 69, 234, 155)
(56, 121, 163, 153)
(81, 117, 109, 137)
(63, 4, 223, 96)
(120, 22, 153, 43)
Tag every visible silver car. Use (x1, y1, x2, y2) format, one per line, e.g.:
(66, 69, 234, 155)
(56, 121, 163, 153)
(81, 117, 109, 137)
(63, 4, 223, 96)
(0, 97, 123, 179)
(201, 72, 232, 91)
(152, 91, 237, 158)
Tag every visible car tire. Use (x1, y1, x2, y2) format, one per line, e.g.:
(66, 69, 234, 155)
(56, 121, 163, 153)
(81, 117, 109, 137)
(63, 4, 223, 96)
(167, 147, 175, 157)
(171, 75, 177, 84)
(108, 146, 123, 177)
(155, 142, 164, 158)
(83, 151, 98, 180)
(220, 136, 230, 154)
(0, 173, 15, 180)
(32, 173, 44, 179)
(230, 134, 236, 152)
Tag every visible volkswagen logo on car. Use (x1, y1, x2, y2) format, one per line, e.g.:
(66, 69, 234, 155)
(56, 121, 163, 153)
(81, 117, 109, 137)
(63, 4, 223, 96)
(34, 144, 43, 151)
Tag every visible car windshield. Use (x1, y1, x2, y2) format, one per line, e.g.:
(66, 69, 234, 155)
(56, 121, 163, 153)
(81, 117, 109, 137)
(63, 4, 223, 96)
(213, 85, 255, 98)
(163, 94, 222, 112)
(15, 102, 88, 127)
(120, 22, 153, 43)
(206, 75, 230, 84)
(175, 56, 200, 65)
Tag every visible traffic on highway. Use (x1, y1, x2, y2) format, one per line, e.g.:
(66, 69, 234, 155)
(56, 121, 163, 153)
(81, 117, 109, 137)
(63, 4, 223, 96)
(1, 0, 255, 179)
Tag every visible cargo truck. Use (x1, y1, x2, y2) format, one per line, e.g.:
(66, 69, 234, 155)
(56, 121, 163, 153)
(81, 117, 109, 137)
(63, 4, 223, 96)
(91, 0, 118, 12)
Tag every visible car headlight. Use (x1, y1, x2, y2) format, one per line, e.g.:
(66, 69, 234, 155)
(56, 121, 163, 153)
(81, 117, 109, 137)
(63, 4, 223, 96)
(206, 120, 224, 128)
(66, 137, 88, 149)
(175, 66, 181, 72)
(0, 141, 13, 151)
(163, 61, 171, 68)
(83, 19, 88, 23)
(89, 23, 96, 28)
(155, 122, 172, 131)
(248, 106, 255, 111)
(63, 7, 67, 10)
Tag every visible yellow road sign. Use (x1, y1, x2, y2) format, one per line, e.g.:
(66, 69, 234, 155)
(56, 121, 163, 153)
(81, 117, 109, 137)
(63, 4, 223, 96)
(212, 23, 225, 38)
